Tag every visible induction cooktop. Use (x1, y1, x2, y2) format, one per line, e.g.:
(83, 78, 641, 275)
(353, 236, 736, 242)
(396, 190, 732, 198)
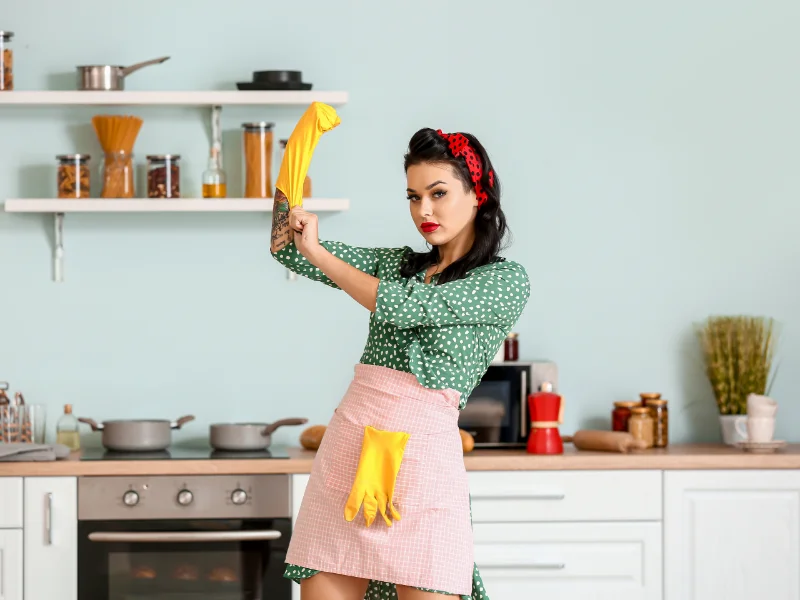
(79, 445, 292, 461)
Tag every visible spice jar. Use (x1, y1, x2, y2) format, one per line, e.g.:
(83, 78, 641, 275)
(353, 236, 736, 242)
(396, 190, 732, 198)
(503, 333, 519, 361)
(0, 31, 13, 91)
(147, 154, 181, 198)
(628, 407, 655, 449)
(56, 154, 91, 199)
(645, 399, 668, 447)
(612, 401, 638, 432)
(243, 122, 274, 198)
(639, 392, 661, 407)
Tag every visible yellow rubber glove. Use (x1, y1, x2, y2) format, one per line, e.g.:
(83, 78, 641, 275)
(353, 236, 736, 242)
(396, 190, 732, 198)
(275, 101, 341, 209)
(344, 425, 410, 527)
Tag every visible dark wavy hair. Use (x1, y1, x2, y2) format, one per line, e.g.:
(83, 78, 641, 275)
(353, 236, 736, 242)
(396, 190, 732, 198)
(399, 127, 509, 284)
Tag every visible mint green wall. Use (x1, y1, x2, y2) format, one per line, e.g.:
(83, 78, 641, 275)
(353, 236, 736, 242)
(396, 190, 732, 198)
(0, 1, 797, 448)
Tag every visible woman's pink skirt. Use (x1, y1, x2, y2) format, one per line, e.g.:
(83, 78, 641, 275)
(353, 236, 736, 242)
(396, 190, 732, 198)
(286, 363, 474, 595)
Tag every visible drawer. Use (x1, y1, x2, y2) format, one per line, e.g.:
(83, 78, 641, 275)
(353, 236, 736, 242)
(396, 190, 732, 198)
(0, 477, 23, 528)
(474, 521, 662, 600)
(468, 470, 661, 522)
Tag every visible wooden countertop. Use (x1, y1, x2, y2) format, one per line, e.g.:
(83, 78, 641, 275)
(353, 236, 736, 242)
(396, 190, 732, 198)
(1, 443, 800, 476)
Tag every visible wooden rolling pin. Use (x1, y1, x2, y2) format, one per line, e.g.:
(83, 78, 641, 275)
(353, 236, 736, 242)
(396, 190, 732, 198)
(562, 430, 647, 453)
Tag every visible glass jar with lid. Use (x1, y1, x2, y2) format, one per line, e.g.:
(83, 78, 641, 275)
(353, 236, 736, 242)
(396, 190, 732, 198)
(243, 122, 274, 198)
(57, 154, 91, 198)
(146, 154, 181, 198)
(628, 407, 655, 448)
(100, 151, 135, 198)
(645, 399, 668, 447)
(612, 401, 638, 432)
(0, 31, 13, 91)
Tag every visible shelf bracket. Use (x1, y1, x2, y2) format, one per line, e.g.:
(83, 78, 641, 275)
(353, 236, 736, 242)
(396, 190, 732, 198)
(54, 212, 64, 283)
(210, 105, 223, 166)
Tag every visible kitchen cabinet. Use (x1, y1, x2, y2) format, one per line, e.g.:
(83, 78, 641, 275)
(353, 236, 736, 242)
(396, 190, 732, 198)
(0, 478, 22, 528)
(23, 477, 77, 600)
(0, 529, 23, 600)
(474, 522, 661, 600)
(664, 470, 800, 600)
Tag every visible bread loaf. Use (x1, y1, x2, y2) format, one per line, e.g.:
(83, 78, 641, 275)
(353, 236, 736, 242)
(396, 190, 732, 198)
(459, 429, 475, 453)
(563, 430, 647, 453)
(299, 425, 327, 450)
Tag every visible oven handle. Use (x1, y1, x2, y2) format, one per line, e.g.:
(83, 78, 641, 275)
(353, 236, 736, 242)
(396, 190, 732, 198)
(88, 530, 282, 543)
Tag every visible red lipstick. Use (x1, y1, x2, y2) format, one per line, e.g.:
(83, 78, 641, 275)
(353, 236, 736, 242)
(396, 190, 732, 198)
(421, 222, 440, 233)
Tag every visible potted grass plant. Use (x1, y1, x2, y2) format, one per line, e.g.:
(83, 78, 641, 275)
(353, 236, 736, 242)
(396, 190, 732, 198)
(696, 315, 778, 445)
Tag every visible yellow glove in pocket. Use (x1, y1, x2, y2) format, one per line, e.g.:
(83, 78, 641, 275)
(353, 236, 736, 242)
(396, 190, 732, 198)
(344, 425, 410, 527)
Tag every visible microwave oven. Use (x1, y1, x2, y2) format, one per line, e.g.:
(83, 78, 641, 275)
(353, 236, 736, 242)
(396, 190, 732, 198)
(458, 360, 559, 448)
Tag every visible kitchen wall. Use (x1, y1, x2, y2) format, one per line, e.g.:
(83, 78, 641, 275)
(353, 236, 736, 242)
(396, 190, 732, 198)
(0, 0, 798, 447)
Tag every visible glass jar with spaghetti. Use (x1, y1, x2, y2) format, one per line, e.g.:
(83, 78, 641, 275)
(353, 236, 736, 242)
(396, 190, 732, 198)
(146, 154, 181, 198)
(56, 154, 91, 199)
(99, 151, 135, 198)
(242, 122, 274, 198)
(0, 31, 13, 91)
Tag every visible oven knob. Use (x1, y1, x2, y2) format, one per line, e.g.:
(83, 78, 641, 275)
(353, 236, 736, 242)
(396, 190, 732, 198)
(231, 489, 248, 505)
(177, 489, 194, 506)
(122, 490, 139, 507)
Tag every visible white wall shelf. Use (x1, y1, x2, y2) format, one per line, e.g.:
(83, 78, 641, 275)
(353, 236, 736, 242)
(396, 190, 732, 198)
(0, 90, 349, 106)
(4, 198, 348, 283)
(4, 198, 350, 213)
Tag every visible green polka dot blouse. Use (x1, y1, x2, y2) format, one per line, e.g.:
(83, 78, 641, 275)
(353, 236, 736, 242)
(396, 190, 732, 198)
(273, 240, 530, 600)
(274, 240, 531, 406)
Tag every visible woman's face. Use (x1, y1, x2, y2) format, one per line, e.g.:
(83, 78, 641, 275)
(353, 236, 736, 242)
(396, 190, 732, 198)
(406, 162, 478, 246)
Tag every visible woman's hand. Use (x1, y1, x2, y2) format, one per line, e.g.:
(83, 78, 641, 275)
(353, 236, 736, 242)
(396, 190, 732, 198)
(289, 207, 322, 262)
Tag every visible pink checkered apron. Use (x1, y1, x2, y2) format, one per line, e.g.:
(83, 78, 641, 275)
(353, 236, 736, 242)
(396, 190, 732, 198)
(286, 363, 474, 595)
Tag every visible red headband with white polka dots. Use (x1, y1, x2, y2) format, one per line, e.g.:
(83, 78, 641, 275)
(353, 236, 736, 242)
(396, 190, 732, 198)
(436, 129, 494, 206)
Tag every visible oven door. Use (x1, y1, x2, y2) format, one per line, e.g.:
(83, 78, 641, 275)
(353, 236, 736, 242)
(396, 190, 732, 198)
(78, 517, 292, 600)
(459, 364, 530, 447)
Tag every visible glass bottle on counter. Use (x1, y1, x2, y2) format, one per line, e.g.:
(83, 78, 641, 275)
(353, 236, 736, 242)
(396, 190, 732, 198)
(628, 406, 654, 449)
(202, 147, 227, 198)
(56, 404, 80, 451)
(0, 31, 13, 91)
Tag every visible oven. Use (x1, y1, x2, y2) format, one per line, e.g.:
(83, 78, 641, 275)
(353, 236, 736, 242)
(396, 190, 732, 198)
(458, 360, 559, 447)
(77, 474, 292, 600)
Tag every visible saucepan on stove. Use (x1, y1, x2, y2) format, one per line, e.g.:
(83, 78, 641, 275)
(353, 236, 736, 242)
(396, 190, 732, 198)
(78, 414, 195, 452)
(209, 418, 308, 451)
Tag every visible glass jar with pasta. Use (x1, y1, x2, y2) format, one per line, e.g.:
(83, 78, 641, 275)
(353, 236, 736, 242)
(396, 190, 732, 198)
(56, 154, 91, 198)
(242, 122, 274, 198)
(99, 151, 135, 198)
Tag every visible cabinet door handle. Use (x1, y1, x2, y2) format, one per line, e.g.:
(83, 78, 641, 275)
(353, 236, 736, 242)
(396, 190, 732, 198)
(45, 492, 53, 545)
(477, 493, 565, 501)
(531, 563, 565, 570)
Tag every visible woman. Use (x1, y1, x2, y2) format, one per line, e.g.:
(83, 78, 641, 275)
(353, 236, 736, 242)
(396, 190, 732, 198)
(271, 127, 530, 600)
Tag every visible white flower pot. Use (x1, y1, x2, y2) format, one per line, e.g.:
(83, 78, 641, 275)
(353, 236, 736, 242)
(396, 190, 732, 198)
(719, 414, 748, 445)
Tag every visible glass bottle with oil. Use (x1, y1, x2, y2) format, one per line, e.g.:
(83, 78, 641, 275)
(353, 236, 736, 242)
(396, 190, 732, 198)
(56, 404, 81, 451)
(202, 147, 227, 198)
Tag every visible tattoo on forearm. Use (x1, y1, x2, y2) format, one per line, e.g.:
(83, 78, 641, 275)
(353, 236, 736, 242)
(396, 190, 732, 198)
(270, 188, 292, 253)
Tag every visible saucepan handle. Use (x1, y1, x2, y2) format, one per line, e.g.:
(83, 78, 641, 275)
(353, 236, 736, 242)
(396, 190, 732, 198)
(77, 417, 103, 431)
(171, 415, 195, 429)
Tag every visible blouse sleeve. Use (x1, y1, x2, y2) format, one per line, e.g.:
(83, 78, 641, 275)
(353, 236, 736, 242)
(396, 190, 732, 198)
(272, 240, 381, 289)
(373, 261, 530, 329)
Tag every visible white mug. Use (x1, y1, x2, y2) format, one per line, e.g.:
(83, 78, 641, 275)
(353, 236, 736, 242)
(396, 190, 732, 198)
(734, 416, 775, 443)
(747, 394, 778, 418)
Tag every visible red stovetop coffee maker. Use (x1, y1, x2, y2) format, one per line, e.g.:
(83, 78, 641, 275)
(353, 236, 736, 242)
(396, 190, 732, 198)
(526, 381, 564, 455)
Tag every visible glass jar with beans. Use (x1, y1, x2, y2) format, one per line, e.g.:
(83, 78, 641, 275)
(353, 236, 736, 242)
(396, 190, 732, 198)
(146, 154, 181, 198)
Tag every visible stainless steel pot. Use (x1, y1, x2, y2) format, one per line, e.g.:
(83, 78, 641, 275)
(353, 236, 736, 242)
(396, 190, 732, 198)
(78, 414, 195, 451)
(209, 418, 308, 451)
(76, 56, 170, 91)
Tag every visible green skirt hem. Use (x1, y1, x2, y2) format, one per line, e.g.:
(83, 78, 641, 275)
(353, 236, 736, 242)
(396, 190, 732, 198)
(283, 563, 483, 599)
